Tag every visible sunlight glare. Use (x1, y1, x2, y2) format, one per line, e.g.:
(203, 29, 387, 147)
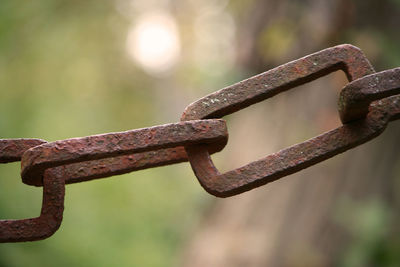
(126, 12, 181, 75)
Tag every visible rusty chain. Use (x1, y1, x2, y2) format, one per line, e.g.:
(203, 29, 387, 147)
(1, 44, 399, 242)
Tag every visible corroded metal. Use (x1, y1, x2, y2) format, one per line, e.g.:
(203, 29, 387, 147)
(181, 44, 378, 197)
(60, 148, 192, 184)
(21, 119, 228, 186)
(1, 120, 227, 242)
(2, 43, 399, 242)
(182, 44, 374, 120)
(0, 139, 65, 242)
(184, 95, 400, 197)
(59, 146, 223, 184)
(339, 67, 400, 123)
(0, 139, 46, 163)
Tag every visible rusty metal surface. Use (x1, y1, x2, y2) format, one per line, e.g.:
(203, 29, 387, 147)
(339, 67, 400, 123)
(0, 139, 65, 242)
(1, 44, 399, 242)
(181, 44, 377, 197)
(0, 139, 46, 163)
(21, 119, 227, 186)
(184, 95, 400, 197)
(181, 44, 374, 121)
(59, 147, 202, 184)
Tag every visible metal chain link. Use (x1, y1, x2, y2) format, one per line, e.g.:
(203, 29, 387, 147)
(1, 44, 399, 242)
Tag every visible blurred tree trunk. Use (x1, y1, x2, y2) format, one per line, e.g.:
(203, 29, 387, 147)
(181, 0, 400, 266)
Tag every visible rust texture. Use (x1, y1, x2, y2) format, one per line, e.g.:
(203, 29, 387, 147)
(21, 119, 228, 186)
(339, 67, 400, 123)
(185, 96, 400, 197)
(0, 139, 46, 163)
(181, 44, 374, 121)
(2, 43, 399, 242)
(59, 147, 195, 184)
(0, 139, 65, 242)
(181, 44, 384, 197)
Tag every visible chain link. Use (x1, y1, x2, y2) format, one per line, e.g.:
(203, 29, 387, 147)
(1, 44, 399, 242)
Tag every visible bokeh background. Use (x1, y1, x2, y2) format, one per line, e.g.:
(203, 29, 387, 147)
(1, 0, 399, 266)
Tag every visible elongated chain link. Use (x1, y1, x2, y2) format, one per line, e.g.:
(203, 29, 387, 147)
(1, 44, 399, 242)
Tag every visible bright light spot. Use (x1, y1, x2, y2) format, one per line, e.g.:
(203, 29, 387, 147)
(126, 12, 181, 75)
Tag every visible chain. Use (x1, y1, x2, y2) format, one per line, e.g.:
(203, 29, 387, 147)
(1, 44, 399, 242)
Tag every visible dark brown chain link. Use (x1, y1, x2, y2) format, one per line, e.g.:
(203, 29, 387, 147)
(1, 44, 399, 242)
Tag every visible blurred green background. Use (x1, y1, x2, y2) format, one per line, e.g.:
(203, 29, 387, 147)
(0, 0, 399, 266)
